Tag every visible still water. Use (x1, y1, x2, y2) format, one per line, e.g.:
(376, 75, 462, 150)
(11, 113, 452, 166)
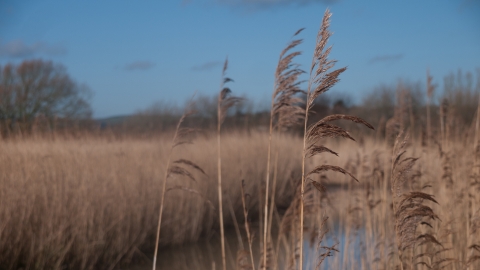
(129, 225, 363, 270)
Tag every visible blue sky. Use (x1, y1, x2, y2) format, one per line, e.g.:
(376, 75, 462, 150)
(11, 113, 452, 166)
(1, 0, 479, 118)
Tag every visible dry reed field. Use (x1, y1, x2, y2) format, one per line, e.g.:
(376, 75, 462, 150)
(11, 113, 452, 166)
(0, 132, 302, 269)
(2, 132, 479, 270)
(1, 8, 479, 270)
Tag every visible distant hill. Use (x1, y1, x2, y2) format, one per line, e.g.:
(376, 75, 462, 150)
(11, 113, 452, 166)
(95, 115, 132, 127)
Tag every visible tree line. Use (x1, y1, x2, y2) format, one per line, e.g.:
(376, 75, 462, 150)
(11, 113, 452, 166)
(110, 68, 480, 141)
(1, 59, 479, 139)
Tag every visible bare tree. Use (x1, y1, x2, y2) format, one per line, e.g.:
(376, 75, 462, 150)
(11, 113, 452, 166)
(0, 59, 92, 134)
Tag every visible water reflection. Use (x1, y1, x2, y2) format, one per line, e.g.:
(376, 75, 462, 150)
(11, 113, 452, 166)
(130, 225, 365, 270)
(132, 228, 255, 270)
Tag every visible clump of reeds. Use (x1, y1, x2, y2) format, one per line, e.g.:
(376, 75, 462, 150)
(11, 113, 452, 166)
(152, 98, 206, 270)
(297, 9, 373, 269)
(216, 58, 242, 270)
(390, 131, 443, 270)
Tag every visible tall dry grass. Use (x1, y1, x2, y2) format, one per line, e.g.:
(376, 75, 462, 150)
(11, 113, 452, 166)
(296, 9, 373, 269)
(152, 101, 203, 270)
(1, 129, 479, 269)
(262, 27, 305, 270)
(217, 58, 243, 270)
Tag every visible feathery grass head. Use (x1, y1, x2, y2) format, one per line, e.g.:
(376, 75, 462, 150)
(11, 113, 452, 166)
(307, 9, 347, 112)
(303, 9, 374, 185)
(172, 100, 198, 148)
(272, 28, 306, 130)
(165, 100, 207, 188)
(153, 97, 205, 270)
(168, 101, 205, 183)
(217, 58, 243, 127)
(293, 10, 374, 270)
(294, 11, 374, 270)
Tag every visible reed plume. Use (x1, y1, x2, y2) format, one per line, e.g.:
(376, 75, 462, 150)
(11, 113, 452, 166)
(262, 28, 305, 270)
(217, 57, 242, 270)
(298, 9, 373, 269)
(152, 99, 205, 270)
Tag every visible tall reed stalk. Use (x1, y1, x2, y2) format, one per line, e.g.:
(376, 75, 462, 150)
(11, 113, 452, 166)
(426, 69, 435, 148)
(298, 9, 373, 270)
(263, 28, 305, 270)
(152, 101, 204, 270)
(217, 58, 242, 270)
(241, 180, 255, 269)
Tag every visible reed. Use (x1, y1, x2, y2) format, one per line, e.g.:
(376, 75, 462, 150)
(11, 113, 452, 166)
(217, 58, 242, 270)
(241, 180, 256, 269)
(426, 69, 435, 148)
(390, 132, 443, 269)
(263, 28, 305, 270)
(152, 99, 204, 270)
(298, 9, 373, 270)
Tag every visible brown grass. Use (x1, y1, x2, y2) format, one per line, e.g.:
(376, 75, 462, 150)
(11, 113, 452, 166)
(1, 130, 479, 269)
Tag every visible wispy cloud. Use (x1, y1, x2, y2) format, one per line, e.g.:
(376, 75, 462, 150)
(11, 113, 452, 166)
(369, 53, 404, 64)
(198, 0, 339, 11)
(0, 40, 67, 58)
(191, 61, 223, 71)
(124, 61, 155, 71)
(458, 0, 479, 13)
